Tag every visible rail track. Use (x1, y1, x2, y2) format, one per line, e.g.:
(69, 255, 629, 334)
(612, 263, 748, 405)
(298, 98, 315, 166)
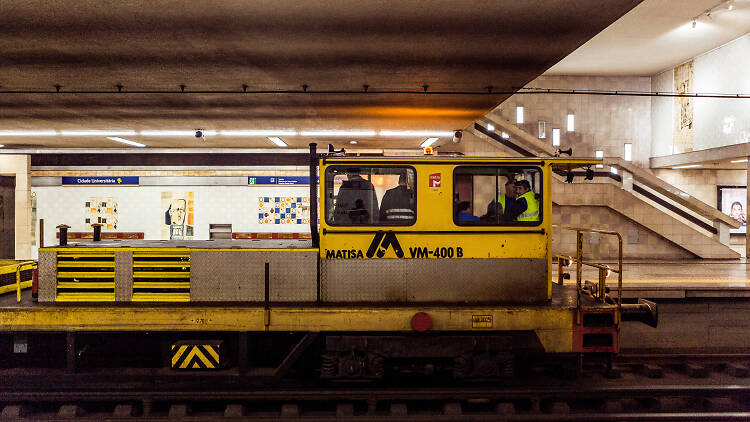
(2, 354, 750, 420)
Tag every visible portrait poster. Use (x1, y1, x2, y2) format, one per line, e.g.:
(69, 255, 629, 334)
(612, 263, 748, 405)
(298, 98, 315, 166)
(161, 192, 194, 240)
(717, 186, 746, 234)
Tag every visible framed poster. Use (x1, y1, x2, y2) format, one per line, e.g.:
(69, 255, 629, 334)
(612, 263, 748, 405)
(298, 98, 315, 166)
(717, 185, 746, 234)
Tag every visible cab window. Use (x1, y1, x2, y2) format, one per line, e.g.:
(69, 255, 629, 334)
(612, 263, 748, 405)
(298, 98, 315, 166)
(453, 166, 542, 226)
(325, 166, 416, 226)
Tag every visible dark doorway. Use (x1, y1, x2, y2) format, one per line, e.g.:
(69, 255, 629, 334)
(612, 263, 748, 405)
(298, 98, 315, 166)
(0, 176, 15, 259)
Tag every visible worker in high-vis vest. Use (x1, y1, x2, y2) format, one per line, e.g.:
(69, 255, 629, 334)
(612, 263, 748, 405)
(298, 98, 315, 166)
(482, 178, 517, 222)
(513, 179, 540, 222)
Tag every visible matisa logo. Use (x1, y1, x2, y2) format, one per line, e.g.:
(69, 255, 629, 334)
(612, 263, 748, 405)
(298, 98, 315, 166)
(324, 231, 404, 259)
(429, 173, 441, 187)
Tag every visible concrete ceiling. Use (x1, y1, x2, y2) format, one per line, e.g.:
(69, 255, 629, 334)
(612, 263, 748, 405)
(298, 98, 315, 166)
(547, 0, 750, 76)
(0, 0, 643, 150)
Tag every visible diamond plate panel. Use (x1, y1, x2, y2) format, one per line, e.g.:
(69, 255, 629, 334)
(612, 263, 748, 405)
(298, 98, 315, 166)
(320, 258, 547, 303)
(321, 259, 408, 302)
(267, 251, 317, 302)
(115, 250, 132, 302)
(190, 251, 265, 302)
(406, 258, 548, 303)
(37, 250, 56, 303)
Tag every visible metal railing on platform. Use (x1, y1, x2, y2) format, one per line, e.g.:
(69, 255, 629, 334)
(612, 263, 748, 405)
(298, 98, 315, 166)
(552, 225, 622, 323)
(0, 260, 37, 302)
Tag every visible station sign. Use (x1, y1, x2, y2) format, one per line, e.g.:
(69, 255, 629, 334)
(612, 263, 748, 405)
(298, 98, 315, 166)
(62, 176, 140, 186)
(248, 176, 314, 186)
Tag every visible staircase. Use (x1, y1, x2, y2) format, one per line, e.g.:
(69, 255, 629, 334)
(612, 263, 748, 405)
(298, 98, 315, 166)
(468, 116, 740, 259)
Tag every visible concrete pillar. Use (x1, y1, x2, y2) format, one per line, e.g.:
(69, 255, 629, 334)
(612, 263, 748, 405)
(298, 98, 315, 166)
(620, 169, 633, 192)
(714, 220, 729, 246)
(0, 155, 32, 260)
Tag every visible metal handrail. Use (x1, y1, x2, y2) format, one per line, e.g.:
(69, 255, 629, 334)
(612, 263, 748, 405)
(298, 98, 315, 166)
(0, 261, 37, 302)
(552, 225, 622, 324)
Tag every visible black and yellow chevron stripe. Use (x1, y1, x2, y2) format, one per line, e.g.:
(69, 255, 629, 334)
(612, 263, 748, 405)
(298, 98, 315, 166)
(171, 342, 222, 369)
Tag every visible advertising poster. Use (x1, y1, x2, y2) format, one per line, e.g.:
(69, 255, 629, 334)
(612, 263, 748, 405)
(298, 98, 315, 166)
(718, 186, 746, 234)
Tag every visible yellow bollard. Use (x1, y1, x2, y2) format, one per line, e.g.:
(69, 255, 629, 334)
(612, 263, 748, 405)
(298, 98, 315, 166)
(16, 265, 21, 303)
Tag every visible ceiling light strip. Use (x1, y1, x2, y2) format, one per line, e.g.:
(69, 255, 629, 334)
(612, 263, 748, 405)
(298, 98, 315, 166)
(0, 130, 58, 136)
(300, 130, 377, 137)
(420, 137, 439, 148)
(380, 130, 454, 137)
(267, 137, 288, 147)
(60, 130, 137, 137)
(221, 130, 297, 136)
(139, 130, 197, 137)
(107, 137, 146, 147)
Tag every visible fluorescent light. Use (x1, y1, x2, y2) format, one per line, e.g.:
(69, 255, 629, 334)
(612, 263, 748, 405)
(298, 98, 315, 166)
(595, 150, 604, 168)
(379, 130, 453, 137)
(567, 114, 575, 132)
(552, 128, 560, 146)
(731, 159, 748, 163)
(349, 140, 358, 144)
(486, 123, 495, 132)
(301, 130, 377, 137)
(220, 130, 297, 137)
(0, 145, 4, 148)
(0, 130, 58, 136)
(267, 136, 288, 147)
(624, 143, 633, 162)
(107, 137, 145, 147)
(516, 106, 524, 124)
(610, 167, 618, 175)
(671, 164, 701, 169)
(501, 132, 509, 139)
(420, 137, 439, 148)
(139, 130, 197, 137)
(60, 130, 137, 137)
(538, 121, 546, 139)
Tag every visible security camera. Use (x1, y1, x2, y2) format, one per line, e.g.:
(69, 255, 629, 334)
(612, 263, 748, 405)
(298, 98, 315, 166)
(452, 130, 462, 144)
(194, 129, 204, 139)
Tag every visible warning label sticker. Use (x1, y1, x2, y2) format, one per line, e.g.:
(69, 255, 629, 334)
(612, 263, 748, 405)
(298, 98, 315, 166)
(472, 315, 493, 328)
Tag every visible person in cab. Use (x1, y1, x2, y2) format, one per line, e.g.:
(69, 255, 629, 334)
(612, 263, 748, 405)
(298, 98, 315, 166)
(333, 168, 379, 224)
(482, 177, 517, 223)
(379, 172, 415, 223)
(456, 201, 480, 223)
(506, 180, 539, 222)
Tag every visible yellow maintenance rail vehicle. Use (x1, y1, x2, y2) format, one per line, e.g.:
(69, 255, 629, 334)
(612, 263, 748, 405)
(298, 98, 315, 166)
(0, 145, 656, 378)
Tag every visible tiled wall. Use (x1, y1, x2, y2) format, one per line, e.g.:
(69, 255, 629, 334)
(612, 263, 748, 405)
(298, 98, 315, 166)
(487, 75, 652, 167)
(33, 184, 311, 258)
(552, 205, 695, 260)
(652, 169, 746, 208)
(652, 34, 750, 155)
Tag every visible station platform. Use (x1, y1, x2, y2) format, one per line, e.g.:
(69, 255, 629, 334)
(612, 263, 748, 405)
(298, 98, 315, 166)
(554, 259, 750, 299)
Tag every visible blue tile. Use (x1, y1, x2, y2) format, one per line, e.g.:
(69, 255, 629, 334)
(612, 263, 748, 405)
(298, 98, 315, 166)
(258, 213, 263, 218)
(291, 203, 296, 208)
(275, 197, 280, 202)
(297, 219, 302, 224)
(264, 197, 269, 202)
(275, 219, 280, 224)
